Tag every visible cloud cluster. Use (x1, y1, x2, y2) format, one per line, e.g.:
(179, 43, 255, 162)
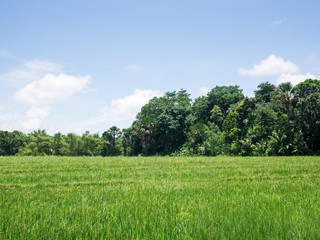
(0, 59, 92, 132)
(239, 55, 316, 85)
(14, 73, 91, 106)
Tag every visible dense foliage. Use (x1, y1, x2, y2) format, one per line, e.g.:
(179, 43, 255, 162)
(1, 79, 320, 156)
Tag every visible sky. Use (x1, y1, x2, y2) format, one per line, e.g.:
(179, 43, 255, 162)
(1, 0, 320, 134)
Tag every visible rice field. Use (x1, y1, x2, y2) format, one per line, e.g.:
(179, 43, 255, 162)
(1, 156, 320, 239)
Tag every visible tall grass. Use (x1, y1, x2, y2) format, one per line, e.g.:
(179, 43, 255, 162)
(1, 156, 320, 239)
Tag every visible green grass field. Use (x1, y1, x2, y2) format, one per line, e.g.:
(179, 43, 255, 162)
(1, 156, 320, 239)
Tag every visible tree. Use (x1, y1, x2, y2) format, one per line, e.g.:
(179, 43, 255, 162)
(246, 104, 280, 155)
(183, 122, 222, 156)
(221, 110, 241, 155)
(53, 132, 70, 155)
(190, 85, 244, 124)
(122, 128, 132, 156)
(202, 123, 223, 156)
(273, 82, 295, 128)
(295, 93, 320, 153)
(185, 122, 208, 155)
(207, 85, 244, 117)
(249, 104, 278, 143)
(66, 133, 82, 156)
(18, 130, 53, 156)
(254, 82, 276, 103)
(0, 131, 25, 156)
(294, 79, 320, 98)
(189, 96, 209, 123)
(81, 131, 101, 156)
(133, 90, 191, 155)
(220, 98, 256, 155)
(210, 105, 224, 129)
(266, 129, 290, 156)
(101, 126, 122, 156)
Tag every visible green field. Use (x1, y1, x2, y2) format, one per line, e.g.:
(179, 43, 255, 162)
(1, 156, 320, 239)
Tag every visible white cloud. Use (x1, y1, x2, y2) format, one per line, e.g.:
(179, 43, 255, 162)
(14, 73, 91, 106)
(239, 55, 299, 76)
(126, 64, 143, 73)
(270, 18, 286, 26)
(21, 106, 51, 131)
(240, 55, 317, 85)
(277, 73, 316, 85)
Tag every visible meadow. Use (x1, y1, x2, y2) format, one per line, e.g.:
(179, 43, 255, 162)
(0, 156, 320, 239)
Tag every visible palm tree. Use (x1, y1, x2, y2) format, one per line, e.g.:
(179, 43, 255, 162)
(273, 82, 295, 128)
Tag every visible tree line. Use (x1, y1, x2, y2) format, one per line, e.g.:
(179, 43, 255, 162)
(1, 79, 320, 156)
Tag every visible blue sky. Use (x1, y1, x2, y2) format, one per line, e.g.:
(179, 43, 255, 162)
(1, 0, 320, 134)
